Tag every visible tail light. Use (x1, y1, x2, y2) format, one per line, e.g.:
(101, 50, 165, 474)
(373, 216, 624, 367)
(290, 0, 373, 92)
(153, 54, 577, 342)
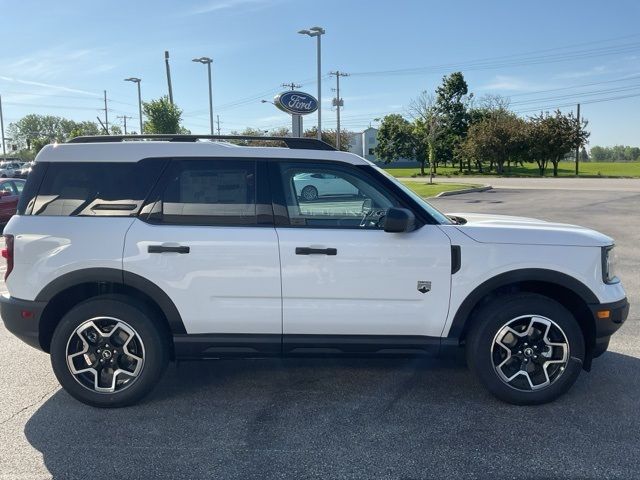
(2, 235, 14, 280)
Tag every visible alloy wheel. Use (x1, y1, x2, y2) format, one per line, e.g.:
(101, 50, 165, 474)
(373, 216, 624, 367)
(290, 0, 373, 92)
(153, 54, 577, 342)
(65, 317, 145, 394)
(491, 314, 569, 391)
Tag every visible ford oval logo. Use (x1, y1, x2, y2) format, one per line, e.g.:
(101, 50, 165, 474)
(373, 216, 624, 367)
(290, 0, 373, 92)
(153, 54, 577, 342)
(274, 91, 318, 116)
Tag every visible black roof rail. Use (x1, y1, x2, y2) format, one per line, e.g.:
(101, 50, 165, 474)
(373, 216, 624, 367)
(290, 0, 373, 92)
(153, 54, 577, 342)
(67, 134, 337, 151)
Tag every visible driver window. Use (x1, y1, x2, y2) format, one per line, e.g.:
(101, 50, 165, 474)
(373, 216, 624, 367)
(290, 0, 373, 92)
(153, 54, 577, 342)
(278, 162, 399, 228)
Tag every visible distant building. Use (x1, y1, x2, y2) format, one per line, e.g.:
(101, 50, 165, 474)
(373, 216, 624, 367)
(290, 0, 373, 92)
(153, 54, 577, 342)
(348, 127, 378, 162)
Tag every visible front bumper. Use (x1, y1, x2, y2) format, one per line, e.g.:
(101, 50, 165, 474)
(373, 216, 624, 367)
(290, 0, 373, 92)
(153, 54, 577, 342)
(0, 294, 47, 351)
(589, 297, 629, 356)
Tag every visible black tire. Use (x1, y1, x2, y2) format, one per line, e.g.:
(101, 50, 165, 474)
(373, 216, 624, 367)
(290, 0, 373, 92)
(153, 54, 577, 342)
(466, 293, 585, 405)
(301, 185, 318, 201)
(50, 295, 169, 408)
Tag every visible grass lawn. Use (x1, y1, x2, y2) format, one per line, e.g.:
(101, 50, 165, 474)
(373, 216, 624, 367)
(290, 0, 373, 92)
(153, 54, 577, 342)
(385, 161, 640, 178)
(398, 181, 480, 197)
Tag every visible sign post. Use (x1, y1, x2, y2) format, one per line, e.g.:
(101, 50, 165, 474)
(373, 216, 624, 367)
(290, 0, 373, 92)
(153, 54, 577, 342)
(274, 91, 318, 138)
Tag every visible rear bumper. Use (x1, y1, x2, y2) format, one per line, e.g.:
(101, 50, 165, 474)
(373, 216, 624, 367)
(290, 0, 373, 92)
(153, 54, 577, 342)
(0, 295, 47, 351)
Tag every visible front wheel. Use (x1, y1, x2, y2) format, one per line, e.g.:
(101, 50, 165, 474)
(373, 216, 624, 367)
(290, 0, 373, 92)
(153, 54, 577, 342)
(466, 293, 584, 405)
(50, 296, 169, 407)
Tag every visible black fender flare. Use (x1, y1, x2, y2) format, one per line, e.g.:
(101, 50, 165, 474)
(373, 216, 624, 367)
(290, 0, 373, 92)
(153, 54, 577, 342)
(447, 268, 599, 339)
(35, 267, 186, 334)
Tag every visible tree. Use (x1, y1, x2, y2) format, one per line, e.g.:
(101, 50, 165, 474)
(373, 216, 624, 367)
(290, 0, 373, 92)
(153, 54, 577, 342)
(434, 72, 473, 170)
(409, 92, 445, 177)
(304, 127, 353, 151)
(6, 114, 102, 153)
(374, 114, 420, 169)
(529, 110, 589, 176)
(142, 96, 185, 134)
(460, 108, 526, 175)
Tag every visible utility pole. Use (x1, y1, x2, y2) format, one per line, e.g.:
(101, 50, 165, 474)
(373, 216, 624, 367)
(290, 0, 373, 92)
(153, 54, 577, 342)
(216, 115, 221, 135)
(329, 71, 349, 150)
(117, 115, 132, 135)
(103, 90, 109, 134)
(282, 82, 301, 91)
(575, 103, 581, 176)
(0, 94, 6, 156)
(96, 116, 109, 135)
(165, 51, 174, 105)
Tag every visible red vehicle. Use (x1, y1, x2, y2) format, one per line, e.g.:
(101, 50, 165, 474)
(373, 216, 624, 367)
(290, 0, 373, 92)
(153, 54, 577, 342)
(0, 179, 25, 224)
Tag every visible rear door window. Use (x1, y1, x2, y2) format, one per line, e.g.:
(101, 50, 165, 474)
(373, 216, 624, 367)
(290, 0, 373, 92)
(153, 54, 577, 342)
(24, 159, 167, 216)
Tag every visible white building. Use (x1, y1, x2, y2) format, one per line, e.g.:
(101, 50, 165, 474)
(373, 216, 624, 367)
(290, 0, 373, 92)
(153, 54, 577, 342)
(348, 127, 378, 162)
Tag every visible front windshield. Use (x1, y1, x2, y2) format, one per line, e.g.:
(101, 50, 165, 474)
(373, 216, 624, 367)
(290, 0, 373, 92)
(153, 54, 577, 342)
(374, 166, 453, 225)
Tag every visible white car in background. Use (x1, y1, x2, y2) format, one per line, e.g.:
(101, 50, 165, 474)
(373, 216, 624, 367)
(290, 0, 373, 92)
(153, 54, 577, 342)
(0, 162, 24, 178)
(293, 172, 360, 201)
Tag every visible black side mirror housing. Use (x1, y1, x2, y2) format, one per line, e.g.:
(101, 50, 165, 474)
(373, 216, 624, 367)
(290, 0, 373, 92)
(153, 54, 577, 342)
(383, 207, 416, 233)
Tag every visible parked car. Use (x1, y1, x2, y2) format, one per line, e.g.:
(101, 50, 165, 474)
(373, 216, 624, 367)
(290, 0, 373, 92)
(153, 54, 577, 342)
(0, 162, 25, 178)
(0, 135, 628, 408)
(293, 172, 360, 200)
(14, 162, 34, 178)
(0, 178, 25, 223)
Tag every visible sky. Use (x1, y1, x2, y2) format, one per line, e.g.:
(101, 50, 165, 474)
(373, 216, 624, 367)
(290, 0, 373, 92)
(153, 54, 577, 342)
(0, 0, 639, 147)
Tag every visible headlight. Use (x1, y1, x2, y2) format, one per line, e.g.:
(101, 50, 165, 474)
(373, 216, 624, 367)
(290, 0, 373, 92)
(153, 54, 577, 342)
(602, 245, 619, 284)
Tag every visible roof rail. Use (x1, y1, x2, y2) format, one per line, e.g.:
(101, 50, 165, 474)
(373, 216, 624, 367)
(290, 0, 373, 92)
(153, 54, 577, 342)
(67, 134, 336, 151)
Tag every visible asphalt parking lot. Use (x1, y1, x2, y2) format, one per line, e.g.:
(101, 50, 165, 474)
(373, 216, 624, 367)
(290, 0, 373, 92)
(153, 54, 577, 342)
(1, 186, 639, 480)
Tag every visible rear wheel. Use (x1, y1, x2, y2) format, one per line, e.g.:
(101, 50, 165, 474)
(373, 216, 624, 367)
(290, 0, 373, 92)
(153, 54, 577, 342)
(301, 185, 318, 201)
(50, 296, 169, 407)
(466, 293, 584, 405)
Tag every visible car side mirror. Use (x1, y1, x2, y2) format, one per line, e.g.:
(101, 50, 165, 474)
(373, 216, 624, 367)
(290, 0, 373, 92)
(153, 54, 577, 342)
(383, 207, 415, 233)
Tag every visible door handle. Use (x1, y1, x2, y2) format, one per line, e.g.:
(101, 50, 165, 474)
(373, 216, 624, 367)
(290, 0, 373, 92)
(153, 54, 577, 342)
(295, 247, 337, 256)
(148, 245, 190, 254)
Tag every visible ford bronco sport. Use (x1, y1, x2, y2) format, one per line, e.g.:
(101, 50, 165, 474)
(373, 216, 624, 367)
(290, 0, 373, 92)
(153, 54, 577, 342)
(0, 135, 629, 407)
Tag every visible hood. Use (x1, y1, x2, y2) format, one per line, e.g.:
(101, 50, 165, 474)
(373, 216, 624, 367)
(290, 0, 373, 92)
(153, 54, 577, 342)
(447, 212, 613, 247)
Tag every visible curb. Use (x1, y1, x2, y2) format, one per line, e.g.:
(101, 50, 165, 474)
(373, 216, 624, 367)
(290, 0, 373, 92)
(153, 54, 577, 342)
(435, 185, 493, 197)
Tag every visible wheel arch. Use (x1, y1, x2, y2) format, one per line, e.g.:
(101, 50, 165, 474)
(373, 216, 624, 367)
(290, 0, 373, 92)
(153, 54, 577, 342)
(35, 268, 186, 353)
(449, 269, 597, 360)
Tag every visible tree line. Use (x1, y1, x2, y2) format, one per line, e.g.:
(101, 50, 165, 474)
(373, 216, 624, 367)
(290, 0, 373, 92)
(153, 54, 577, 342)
(5, 96, 185, 159)
(589, 145, 640, 162)
(375, 72, 591, 177)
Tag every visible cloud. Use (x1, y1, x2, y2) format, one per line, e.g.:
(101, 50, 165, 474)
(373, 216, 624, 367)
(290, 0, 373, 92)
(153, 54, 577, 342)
(0, 76, 98, 96)
(478, 75, 554, 92)
(555, 65, 609, 80)
(188, 0, 275, 15)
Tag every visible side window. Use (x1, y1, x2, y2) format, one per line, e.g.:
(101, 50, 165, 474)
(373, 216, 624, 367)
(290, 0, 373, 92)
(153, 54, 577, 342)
(11, 181, 24, 194)
(278, 162, 400, 228)
(146, 159, 257, 226)
(28, 160, 165, 217)
(0, 182, 17, 196)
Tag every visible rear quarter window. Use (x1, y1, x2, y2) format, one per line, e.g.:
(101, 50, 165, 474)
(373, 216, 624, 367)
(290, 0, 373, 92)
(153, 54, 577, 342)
(19, 159, 167, 217)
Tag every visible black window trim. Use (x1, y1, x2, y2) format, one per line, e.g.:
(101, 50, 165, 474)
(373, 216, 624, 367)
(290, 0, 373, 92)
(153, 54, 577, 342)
(267, 159, 433, 230)
(138, 157, 274, 228)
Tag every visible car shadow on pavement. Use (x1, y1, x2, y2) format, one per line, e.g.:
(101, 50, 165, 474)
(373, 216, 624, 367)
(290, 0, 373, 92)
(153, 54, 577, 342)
(24, 351, 640, 479)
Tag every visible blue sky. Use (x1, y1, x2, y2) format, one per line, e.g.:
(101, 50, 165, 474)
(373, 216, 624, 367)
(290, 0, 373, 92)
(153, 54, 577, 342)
(1, 0, 639, 146)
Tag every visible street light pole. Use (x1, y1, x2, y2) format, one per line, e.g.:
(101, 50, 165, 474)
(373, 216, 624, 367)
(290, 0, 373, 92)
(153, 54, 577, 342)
(0, 95, 6, 156)
(298, 26, 325, 141)
(124, 78, 143, 134)
(193, 57, 214, 135)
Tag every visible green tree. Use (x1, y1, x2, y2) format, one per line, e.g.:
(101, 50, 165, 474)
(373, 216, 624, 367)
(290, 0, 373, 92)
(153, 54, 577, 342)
(409, 92, 445, 177)
(142, 96, 184, 134)
(6, 114, 102, 153)
(460, 108, 526, 175)
(374, 114, 421, 169)
(434, 72, 473, 170)
(529, 110, 589, 177)
(304, 127, 353, 151)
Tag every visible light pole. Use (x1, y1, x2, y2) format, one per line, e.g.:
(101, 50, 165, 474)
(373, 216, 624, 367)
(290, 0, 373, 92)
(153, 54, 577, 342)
(298, 26, 325, 140)
(193, 57, 214, 135)
(124, 78, 143, 134)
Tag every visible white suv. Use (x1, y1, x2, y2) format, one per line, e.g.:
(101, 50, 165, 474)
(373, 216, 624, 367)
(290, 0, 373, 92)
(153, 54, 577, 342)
(0, 135, 628, 407)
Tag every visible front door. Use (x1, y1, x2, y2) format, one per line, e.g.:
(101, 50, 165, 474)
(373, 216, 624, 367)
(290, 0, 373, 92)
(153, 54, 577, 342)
(123, 158, 281, 336)
(271, 161, 452, 345)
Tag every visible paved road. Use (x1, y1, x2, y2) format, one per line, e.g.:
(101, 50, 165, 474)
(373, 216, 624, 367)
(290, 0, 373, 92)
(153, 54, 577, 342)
(403, 176, 640, 192)
(0, 187, 639, 479)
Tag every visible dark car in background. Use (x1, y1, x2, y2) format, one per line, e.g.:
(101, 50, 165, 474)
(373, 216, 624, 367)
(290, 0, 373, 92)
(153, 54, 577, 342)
(0, 179, 25, 223)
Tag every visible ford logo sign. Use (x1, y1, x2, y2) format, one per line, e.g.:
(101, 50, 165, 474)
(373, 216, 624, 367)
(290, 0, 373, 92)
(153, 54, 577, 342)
(274, 91, 318, 116)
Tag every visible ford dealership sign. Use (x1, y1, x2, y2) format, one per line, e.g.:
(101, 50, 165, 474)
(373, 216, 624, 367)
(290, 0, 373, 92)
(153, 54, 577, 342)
(274, 91, 318, 115)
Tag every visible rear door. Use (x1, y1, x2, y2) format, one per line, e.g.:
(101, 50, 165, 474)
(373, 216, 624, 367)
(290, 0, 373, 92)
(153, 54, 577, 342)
(123, 158, 282, 336)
